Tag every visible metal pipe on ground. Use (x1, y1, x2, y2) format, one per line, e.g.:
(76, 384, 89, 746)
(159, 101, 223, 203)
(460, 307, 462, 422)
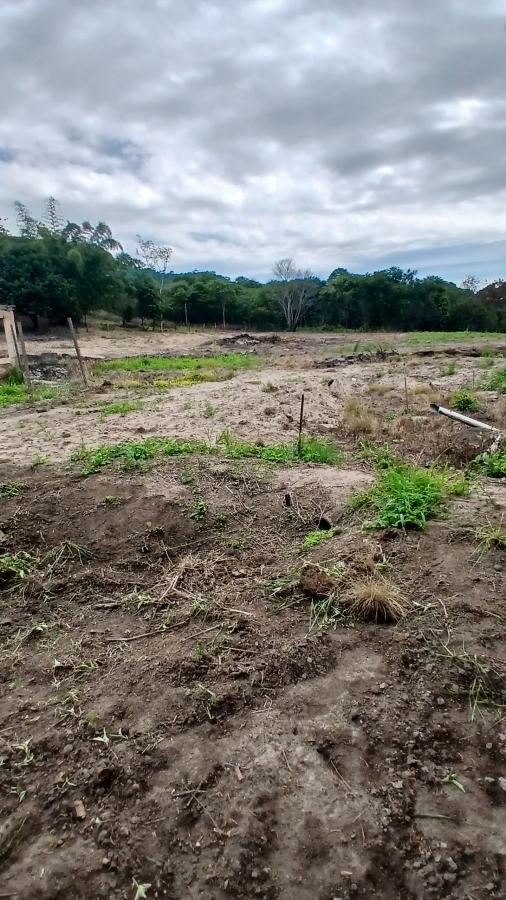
(430, 403, 502, 434)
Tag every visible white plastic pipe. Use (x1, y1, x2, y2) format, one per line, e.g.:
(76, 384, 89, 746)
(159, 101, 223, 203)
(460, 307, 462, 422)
(430, 403, 500, 433)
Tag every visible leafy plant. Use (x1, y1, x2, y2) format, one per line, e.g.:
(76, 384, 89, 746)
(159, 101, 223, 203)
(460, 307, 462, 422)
(440, 361, 457, 377)
(190, 497, 208, 521)
(31, 453, 49, 467)
(0, 551, 36, 581)
(302, 528, 337, 549)
(451, 389, 479, 413)
(475, 444, 506, 478)
(442, 772, 465, 793)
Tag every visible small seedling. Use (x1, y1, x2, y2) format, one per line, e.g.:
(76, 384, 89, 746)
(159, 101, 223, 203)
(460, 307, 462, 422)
(31, 453, 49, 467)
(194, 641, 208, 659)
(214, 512, 228, 529)
(9, 786, 26, 803)
(0, 551, 36, 581)
(180, 467, 194, 485)
(203, 400, 216, 418)
(261, 381, 275, 393)
(101, 495, 120, 506)
(133, 881, 151, 900)
(442, 772, 465, 793)
(15, 739, 34, 766)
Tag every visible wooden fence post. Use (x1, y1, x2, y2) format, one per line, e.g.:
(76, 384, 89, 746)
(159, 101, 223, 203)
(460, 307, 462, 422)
(67, 317, 89, 387)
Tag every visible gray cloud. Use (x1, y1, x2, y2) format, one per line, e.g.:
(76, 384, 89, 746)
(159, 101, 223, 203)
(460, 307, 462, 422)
(0, 0, 505, 282)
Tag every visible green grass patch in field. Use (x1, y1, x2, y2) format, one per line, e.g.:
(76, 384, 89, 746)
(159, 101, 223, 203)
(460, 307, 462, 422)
(451, 389, 479, 413)
(404, 331, 505, 346)
(93, 353, 257, 375)
(99, 400, 144, 418)
(0, 380, 58, 409)
(484, 367, 506, 394)
(350, 461, 469, 530)
(440, 361, 457, 377)
(71, 431, 341, 474)
(0, 481, 25, 497)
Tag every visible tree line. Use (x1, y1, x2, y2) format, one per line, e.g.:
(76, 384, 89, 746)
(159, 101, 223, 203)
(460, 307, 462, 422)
(0, 198, 504, 333)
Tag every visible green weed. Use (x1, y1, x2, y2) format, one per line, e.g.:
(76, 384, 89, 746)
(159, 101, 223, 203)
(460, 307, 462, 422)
(203, 400, 216, 418)
(475, 443, 506, 478)
(474, 523, 506, 552)
(302, 528, 337, 549)
(354, 463, 469, 530)
(99, 400, 144, 418)
(0, 551, 36, 581)
(0, 481, 25, 498)
(440, 361, 457, 377)
(31, 453, 49, 467)
(451, 389, 479, 413)
(101, 495, 120, 506)
(0, 372, 58, 409)
(484, 367, 506, 394)
(190, 497, 208, 521)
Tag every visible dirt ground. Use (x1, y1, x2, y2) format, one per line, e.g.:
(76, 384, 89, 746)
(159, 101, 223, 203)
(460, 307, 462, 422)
(1, 329, 506, 900)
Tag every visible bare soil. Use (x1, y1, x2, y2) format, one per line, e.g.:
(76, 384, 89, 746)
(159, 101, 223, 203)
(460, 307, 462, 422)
(1, 329, 506, 900)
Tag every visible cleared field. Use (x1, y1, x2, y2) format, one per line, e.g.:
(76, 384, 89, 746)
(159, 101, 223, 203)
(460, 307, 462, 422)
(0, 328, 505, 900)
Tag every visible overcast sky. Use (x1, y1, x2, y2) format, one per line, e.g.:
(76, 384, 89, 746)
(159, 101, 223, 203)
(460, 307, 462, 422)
(0, 0, 505, 283)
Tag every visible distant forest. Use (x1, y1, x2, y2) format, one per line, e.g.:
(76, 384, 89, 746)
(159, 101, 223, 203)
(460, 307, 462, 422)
(0, 198, 504, 332)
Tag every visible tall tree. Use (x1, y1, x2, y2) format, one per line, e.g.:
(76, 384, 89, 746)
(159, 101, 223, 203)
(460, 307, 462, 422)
(137, 236, 174, 330)
(14, 201, 39, 238)
(271, 258, 318, 330)
(44, 197, 64, 233)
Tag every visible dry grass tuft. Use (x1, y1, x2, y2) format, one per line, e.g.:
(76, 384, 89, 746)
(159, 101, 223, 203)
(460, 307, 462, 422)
(368, 383, 392, 397)
(343, 399, 378, 436)
(345, 574, 408, 623)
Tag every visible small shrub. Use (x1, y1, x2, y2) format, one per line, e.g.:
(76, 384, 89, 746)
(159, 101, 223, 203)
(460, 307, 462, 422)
(474, 523, 506, 551)
(451, 389, 479, 413)
(476, 444, 506, 478)
(440, 361, 457, 377)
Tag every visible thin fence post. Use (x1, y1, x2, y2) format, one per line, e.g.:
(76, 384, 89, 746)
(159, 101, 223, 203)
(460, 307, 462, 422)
(404, 374, 409, 412)
(297, 393, 305, 456)
(15, 321, 33, 392)
(67, 317, 89, 387)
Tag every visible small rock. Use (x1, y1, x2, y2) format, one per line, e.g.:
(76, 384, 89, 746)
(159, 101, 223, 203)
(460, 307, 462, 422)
(379, 682, 387, 690)
(446, 857, 458, 873)
(498, 777, 506, 792)
(62, 743, 73, 756)
(73, 800, 86, 820)
(436, 697, 445, 706)
(486, 742, 493, 750)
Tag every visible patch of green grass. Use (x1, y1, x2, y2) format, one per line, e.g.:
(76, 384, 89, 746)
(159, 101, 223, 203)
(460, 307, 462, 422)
(0, 381, 58, 409)
(99, 400, 144, 418)
(203, 400, 216, 418)
(101, 495, 120, 506)
(0, 481, 25, 498)
(474, 523, 506, 551)
(451, 389, 479, 413)
(358, 439, 398, 471)
(405, 331, 504, 346)
(440, 361, 457, 377)
(480, 350, 497, 370)
(353, 462, 469, 530)
(71, 432, 341, 475)
(92, 353, 257, 375)
(484, 367, 506, 394)
(302, 528, 338, 549)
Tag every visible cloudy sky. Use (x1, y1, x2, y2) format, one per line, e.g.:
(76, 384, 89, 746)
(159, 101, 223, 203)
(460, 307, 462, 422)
(0, 0, 505, 283)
